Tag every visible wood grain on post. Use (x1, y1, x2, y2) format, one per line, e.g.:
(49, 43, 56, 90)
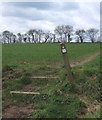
(60, 43, 74, 81)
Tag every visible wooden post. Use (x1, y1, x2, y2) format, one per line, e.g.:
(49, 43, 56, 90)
(60, 43, 74, 81)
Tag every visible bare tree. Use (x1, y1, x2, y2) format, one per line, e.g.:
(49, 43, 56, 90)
(43, 32, 50, 43)
(75, 29, 86, 43)
(86, 28, 99, 43)
(27, 29, 37, 43)
(47, 33, 54, 43)
(12, 34, 17, 43)
(27, 35, 31, 43)
(17, 33, 22, 43)
(37, 29, 43, 43)
(0, 33, 2, 43)
(54, 25, 73, 43)
(34, 30, 39, 43)
(51, 33, 56, 43)
(1, 26, 99, 44)
(54, 25, 63, 42)
(2, 30, 12, 43)
(53, 34, 56, 43)
(23, 34, 27, 43)
(62, 25, 73, 42)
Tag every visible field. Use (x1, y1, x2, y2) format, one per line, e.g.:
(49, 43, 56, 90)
(2, 43, 101, 118)
(2, 43, 100, 66)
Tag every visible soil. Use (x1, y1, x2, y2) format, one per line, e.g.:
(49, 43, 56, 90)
(47, 52, 100, 68)
(2, 104, 34, 118)
(71, 52, 100, 67)
(78, 95, 100, 116)
(21, 84, 41, 92)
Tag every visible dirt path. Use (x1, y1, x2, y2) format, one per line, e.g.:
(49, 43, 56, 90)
(2, 104, 34, 118)
(71, 52, 100, 67)
(78, 95, 100, 113)
(49, 52, 100, 68)
(78, 95, 100, 118)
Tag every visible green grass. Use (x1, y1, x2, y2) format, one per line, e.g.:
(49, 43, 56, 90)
(73, 55, 100, 99)
(2, 43, 100, 67)
(2, 43, 101, 118)
(32, 95, 86, 118)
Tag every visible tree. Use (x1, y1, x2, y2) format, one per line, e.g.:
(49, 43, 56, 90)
(51, 33, 56, 43)
(37, 29, 43, 43)
(34, 30, 39, 43)
(2, 30, 12, 43)
(27, 29, 37, 43)
(54, 25, 73, 43)
(43, 32, 50, 43)
(86, 28, 99, 43)
(0, 33, 2, 43)
(75, 29, 86, 43)
(54, 25, 63, 42)
(12, 34, 17, 43)
(62, 25, 73, 43)
(17, 33, 22, 43)
(27, 35, 31, 43)
(23, 34, 27, 43)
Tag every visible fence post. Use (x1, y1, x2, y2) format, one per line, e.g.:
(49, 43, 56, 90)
(60, 43, 74, 81)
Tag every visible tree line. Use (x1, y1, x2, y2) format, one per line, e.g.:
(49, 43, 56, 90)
(0, 25, 100, 43)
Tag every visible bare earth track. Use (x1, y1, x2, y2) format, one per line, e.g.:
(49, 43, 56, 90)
(71, 52, 100, 67)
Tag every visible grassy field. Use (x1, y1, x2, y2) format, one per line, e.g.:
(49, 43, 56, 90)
(2, 43, 100, 66)
(2, 43, 101, 118)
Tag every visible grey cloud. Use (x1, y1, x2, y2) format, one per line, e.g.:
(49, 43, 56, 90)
(2, 2, 80, 22)
(1, 2, 100, 34)
(3, 2, 53, 10)
(60, 2, 80, 10)
(2, 6, 46, 21)
(2, 2, 80, 11)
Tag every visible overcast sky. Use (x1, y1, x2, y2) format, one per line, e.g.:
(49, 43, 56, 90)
(0, 1, 100, 34)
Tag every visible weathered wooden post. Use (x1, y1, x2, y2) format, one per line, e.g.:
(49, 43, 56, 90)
(60, 43, 74, 81)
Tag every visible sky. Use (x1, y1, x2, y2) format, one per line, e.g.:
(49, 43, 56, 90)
(0, 1, 100, 34)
